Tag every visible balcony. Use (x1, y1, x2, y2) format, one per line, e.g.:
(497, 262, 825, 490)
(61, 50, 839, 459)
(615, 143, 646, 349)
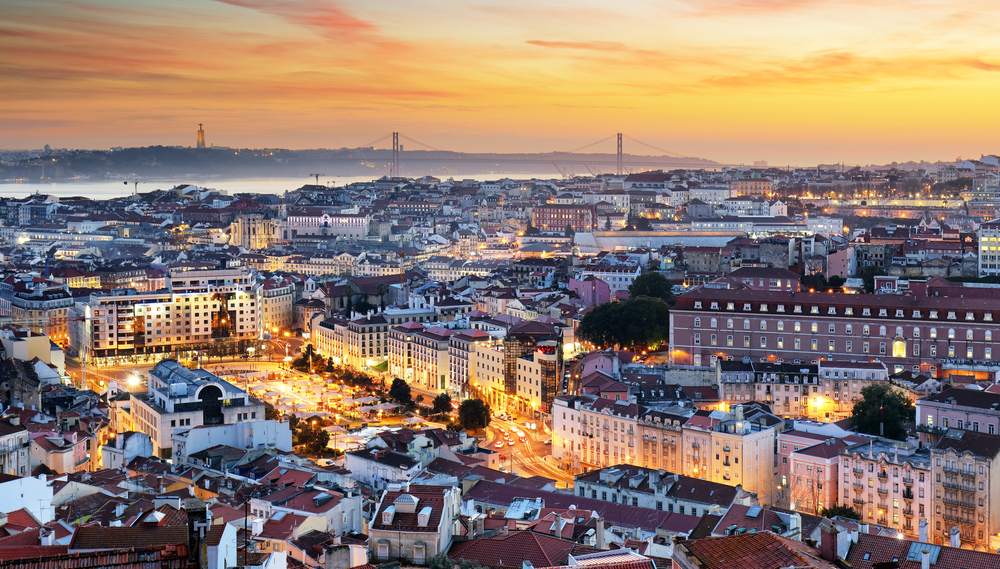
(917, 424, 947, 436)
(877, 518, 888, 526)
(877, 488, 888, 495)
(903, 476, 914, 485)
(942, 497, 976, 509)
(723, 460, 731, 467)
(723, 446, 731, 452)
(877, 471, 888, 480)
(853, 497, 866, 506)
(942, 481, 976, 493)
(942, 513, 974, 525)
(853, 468, 864, 477)
(902, 490, 914, 500)
(902, 509, 914, 516)
(853, 483, 864, 491)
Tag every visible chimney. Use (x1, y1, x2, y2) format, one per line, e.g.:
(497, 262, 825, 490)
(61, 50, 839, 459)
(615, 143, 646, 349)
(734, 404, 744, 422)
(950, 525, 960, 548)
(850, 528, 859, 544)
(596, 517, 607, 550)
(186, 503, 210, 569)
(523, 562, 534, 569)
(788, 513, 802, 541)
(7, 415, 19, 426)
(819, 523, 838, 562)
(859, 522, 869, 535)
(919, 518, 928, 543)
(921, 550, 931, 569)
(40, 528, 53, 546)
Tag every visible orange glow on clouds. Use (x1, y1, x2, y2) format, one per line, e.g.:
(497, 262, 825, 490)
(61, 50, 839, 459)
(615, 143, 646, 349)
(4, 0, 1000, 164)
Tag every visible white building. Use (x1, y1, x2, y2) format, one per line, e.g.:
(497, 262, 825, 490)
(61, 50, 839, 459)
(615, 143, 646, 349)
(979, 219, 1000, 277)
(370, 484, 461, 564)
(171, 420, 292, 465)
(689, 186, 736, 205)
(131, 360, 265, 458)
(0, 474, 53, 523)
(0, 417, 32, 477)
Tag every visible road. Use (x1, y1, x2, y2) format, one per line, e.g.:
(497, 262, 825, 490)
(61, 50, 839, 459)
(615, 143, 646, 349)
(484, 418, 574, 487)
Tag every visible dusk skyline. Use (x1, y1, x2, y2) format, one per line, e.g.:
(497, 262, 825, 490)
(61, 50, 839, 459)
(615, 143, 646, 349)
(5, 0, 1000, 165)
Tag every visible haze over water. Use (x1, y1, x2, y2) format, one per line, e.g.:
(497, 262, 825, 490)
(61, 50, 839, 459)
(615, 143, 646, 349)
(0, 172, 560, 199)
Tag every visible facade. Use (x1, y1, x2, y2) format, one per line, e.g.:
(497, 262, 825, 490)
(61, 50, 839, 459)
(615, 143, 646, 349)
(532, 204, 596, 233)
(256, 279, 296, 336)
(839, 439, 931, 540)
(977, 219, 1000, 277)
(514, 340, 560, 417)
(503, 320, 563, 415)
(448, 329, 492, 400)
(130, 359, 265, 458)
(575, 464, 745, 517)
(672, 287, 1000, 377)
(370, 485, 460, 564)
(0, 417, 31, 477)
(410, 326, 454, 393)
(579, 262, 641, 293)
(735, 178, 774, 197)
(70, 266, 258, 365)
(916, 387, 1000, 445)
(8, 282, 74, 346)
(284, 211, 371, 239)
(471, 343, 508, 411)
(231, 213, 281, 250)
(929, 428, 1000, 550)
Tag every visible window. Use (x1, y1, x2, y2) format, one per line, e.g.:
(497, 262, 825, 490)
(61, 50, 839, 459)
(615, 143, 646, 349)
(967, 329, 974, 340)
(778, 321, 784, 331)
(948, 328, 955, 339)
(829, 323, 836, 334)
(812, 339, 818, 350)
(879, 342, 886, 355)
(727, 319, 734, 329)
(727, 335, 733, 346)
(711, 334, 717, 346)
(811, 322, 818, 333)
(879, 325, 886, 337)
(760, 337, 767, 348)
(846, 324, 853, 335)
(778, 337, 784, 349)
(863, 325, 870, 336)
(829, 340, 836, 352)
(694, 333, 701, 345)
(795, 338, 801, 349)
(744, 336, 750, 347)
(863, 341, 870, 354)
(795, 322, 802, 332)
(694, 318, 701, 327)
(760, 320, 767, 330)
(711, 318, 718, 327)
(846, 340, 852, 352)
(744, 319, 751, 330)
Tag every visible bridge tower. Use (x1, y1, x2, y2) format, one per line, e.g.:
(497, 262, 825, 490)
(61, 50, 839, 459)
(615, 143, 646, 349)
(616, 133, 623, 176)
(391, 132, 400, 177)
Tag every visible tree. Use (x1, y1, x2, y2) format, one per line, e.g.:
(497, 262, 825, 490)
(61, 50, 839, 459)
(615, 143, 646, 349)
(458, 399, 491, 431)
(264, 401, 281, 421)
(577, 296, 671, 350)
(344, 284, 356, 314)
(820, 504, 861, 520)
(376, 282, 389, 311)
(604, 215, 611, 230)
(634, 217, 652, 231)
(828, 275, 846, 289)
(800, 272, 827, 291)
(525, 222, 540, 236)
(449, 221, 460, 233)
(389, 378, 412, 405)
(850, 383, 914, 441)
(297, 421, 331, 455)
(432, 393, 452, 415)
(564, 224, 575, 241)
(628, 272, 673, 302)
(860, 265, 887, 293)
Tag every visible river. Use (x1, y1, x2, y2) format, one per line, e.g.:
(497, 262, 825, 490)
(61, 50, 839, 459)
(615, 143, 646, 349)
(0, 172, 561, 200)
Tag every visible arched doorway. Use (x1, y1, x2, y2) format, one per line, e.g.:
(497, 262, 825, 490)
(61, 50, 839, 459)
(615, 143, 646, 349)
(199, 385, 224, 425)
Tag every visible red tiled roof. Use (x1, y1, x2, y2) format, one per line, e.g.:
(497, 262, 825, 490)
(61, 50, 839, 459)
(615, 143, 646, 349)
(448, 530, 600, 569)
(679, 531, 835, 569)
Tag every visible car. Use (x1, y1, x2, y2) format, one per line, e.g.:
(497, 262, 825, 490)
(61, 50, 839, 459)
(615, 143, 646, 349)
(544, 439, 552, 445)
(518, 435, 526, 443)
(507, 439, 515, 446)
(494, 440, 504, 449)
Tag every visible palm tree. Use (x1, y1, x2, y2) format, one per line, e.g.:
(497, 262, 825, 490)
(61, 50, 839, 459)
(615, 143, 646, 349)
(376, 282, 388, 311)
(344, 285, 355, 315)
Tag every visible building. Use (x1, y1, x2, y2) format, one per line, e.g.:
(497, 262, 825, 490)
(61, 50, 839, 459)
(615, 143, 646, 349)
(130, 359, 265, 458)
(839, 439, 931, 539)
(574, 464, 748, 516)
(256, 278, 296, 336)
(410, 326, 454, 393)
(579, 260, 641, 293)
(231, 213, 281, 250)
(671, 287, 1000, 377)
(448, 329, 492, 400)
(0, 416, 31, 476)
(929, 428, 1000, 550)
(514, 340, 560, 417)
(916, 387, 1000, 445)
(344, 448, 421, 487)
(70, 265, 258, 365)
(370, 484, 461, 564)
(503, 320, 563, 416)
(735, 178, 774, 197)
(284, 209, 371, 240)
(532, 204, 596, 233)
(978, 219, 1000, 277)
(101, 431, 153, 470)
(704, 404, 779, 505)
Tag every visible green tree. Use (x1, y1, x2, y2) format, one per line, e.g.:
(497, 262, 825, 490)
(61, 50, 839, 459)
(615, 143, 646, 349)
(449, 221, 460, 233)
(458, 399, 491, 431)
(264, 401, 281, 421)
(298, 422, 331, 455)
(634, 217, 652, 231)
(860, 265, 887, 293)
(820, 504, 861, 520)
(344, 284, 356, 315)
(432, 393, 452, 415)
(604, 215, 611, 230)
(850, 383, 914, 440)
(288, 413, 300, 433)
(389, 378, 412, 405)
(376, 282, 389, 311)
(828, 275, 846, 289)
(564, 224, 575, 240)
(525, 222, 539, 236)
(628, 272, 673, 302)
(577, 296, 670, 350)
(800, 272, 827, 291)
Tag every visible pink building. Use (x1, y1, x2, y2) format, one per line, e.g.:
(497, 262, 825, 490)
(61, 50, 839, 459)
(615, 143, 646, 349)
(825, 246, 854, 280)
(569, 276, 612, 307)
(789, 437, 859, 516)
(916, 386, 1000, 444)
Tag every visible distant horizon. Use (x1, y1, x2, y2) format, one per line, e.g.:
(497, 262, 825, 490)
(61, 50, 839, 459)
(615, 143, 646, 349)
(0, 141, 984, 171)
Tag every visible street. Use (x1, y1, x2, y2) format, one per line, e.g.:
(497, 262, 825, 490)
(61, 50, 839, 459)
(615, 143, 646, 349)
(483, 417, 575, 487)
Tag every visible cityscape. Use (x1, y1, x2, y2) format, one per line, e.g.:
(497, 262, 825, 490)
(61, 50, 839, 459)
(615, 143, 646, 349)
(4, 1, 1000, 569)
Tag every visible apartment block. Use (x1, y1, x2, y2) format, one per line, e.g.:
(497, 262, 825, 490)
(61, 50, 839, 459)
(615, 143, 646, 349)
(672, 287, 1000, 377)
(929, 428, 1000, 550)
(70, 266, 258, 364)
(916, 387, 1000, 445)
(531, 204, 596, 233)
(448, 329, 492, 399)
(575, 464, 748, 516)
(839, 439, 931, 540)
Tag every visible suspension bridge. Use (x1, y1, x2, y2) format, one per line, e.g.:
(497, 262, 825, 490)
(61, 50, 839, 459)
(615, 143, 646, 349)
(291, 133, 738, 178)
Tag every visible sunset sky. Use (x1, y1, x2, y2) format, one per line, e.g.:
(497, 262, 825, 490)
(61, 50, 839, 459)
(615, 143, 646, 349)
(4, 0, 1000, 165)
